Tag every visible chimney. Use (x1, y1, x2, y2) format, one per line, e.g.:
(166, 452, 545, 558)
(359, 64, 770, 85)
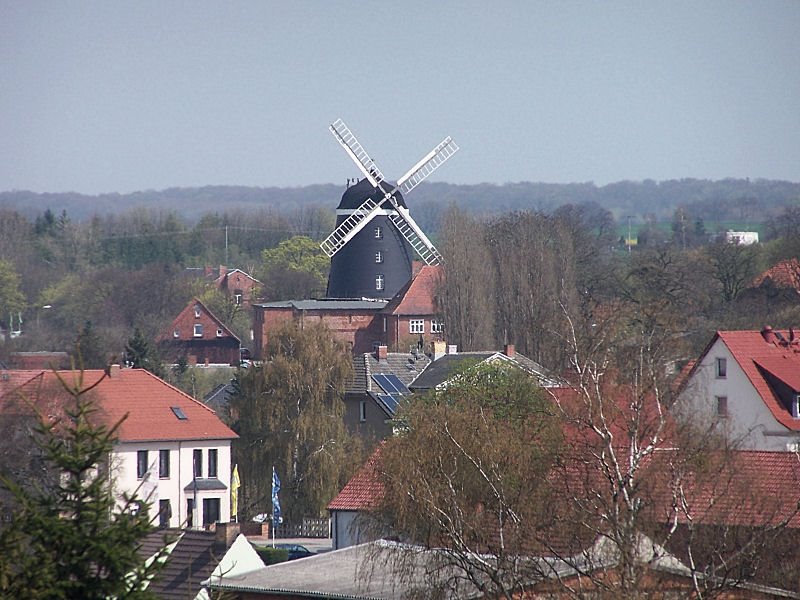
(215, 521, 240, 549)
(432, 340, 447, 361)
(219, 265, 227, 278)
(375, 345, 388, 361)
(503, 344, 515, 358)
(762, 326, 778, 345)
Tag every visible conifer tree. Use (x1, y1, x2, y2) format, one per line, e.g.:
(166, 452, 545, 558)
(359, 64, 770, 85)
(0, 370, 166, 599)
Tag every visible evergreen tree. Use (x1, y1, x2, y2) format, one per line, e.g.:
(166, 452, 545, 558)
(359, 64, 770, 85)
(0, 370, 166, 599)
(72, 321, 107, 369)
(124, 327, 165, 377)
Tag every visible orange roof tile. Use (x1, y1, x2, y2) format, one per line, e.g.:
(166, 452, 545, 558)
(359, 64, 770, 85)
(327, 446, 383, 511)
(715, 329, 800, 431)
(753, 258, 800, 292)
(2, 368, 237, 443)
(382, 265, 440, 316)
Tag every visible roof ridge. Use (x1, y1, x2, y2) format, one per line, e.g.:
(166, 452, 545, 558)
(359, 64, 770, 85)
(137, 368, 222, 415)
(364, 354, 372, 392)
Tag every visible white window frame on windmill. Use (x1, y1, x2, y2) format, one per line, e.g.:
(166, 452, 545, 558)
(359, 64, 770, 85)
(375, 250, 383, 264)
(375, 274, 385, 291)
(410, 319, 425, 334)
(374, 226, 383, 240)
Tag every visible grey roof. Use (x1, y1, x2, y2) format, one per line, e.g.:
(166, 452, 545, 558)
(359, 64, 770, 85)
(207, 540, 484, 600)
(140, 529, 236, 600)
(184, 478, 228, 492)
(256, 299, 388, 311)
(203, 381, 235, 416)
(347, 351, 431, 395)
(410, 351, 562, 392)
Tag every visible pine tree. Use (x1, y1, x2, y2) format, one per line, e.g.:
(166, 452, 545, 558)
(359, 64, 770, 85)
(0, 370, 167, 599)
(124, 327, 165, 377)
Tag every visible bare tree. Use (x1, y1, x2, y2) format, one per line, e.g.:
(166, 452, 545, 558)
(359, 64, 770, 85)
(437, 207, 496, 351)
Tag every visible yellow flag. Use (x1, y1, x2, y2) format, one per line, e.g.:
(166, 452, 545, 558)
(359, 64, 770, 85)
(231, 464, 241, 520)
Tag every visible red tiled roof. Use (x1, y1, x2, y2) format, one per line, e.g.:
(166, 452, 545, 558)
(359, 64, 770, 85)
(716, 330, 800, 431)
(327, 446, 383, 511)
(2, 368, 237, 443)
(753, 258, 800, 292)
(382, 265, 440, 316)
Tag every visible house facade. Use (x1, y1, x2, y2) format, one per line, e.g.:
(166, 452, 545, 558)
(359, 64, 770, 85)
(158, 298, 242, 366)
(1, 367, 238, 529)
(678, 327, 800, 451)
(343, 345, 431, 443)
(252, 266, 442, 358)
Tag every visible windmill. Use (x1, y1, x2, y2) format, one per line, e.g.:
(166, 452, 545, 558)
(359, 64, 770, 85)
(321, 119, 458, 299)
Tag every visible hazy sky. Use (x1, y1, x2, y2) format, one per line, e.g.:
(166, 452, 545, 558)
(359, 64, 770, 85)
(1, 1, 798, 194)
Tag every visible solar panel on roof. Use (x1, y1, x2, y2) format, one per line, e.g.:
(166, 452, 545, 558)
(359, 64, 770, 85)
(372, 374, 399, 394)
(384, 374, 409, 395)
(377, 394, 400, 415)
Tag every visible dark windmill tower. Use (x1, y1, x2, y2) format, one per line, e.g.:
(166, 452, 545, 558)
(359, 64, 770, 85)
(321, 119, 458, 299)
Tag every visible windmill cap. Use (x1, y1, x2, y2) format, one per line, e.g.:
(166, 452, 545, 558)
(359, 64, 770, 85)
(338, 178, 408, 210)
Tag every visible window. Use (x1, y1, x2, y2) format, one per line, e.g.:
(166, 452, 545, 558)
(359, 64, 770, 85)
(216, 328, 223, 337)
(186, 499, 195, 528)
(193, 324, 203, 337)
(716, 396, 728, 417)
(359, 400, 367, 422)
(375, 251, 383, 263)
(203, 498, 220, 527)
(382, 316, 387, 333)
(234, 290, 243, 305)
(715, 357, 727, 378)
(375, 274, 385, 291)
(194, 305, 201, 318)
(208, 449, 218, 478)
(173, 329, 180, 338)
(137, 450, 149, 479)
(374, 226, 383, 239)
(171, 406, 187, 420)
(158, 499, 172, 528)
(410, 319, 425, 334)
(431, 319, 444, 334)
(159, 449, 170, 478)
(193, 449, 203, 478)
(793, 394, 800, 419)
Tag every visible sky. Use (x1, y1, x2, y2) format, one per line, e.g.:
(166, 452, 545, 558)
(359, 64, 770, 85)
(1, 1, 798, 194)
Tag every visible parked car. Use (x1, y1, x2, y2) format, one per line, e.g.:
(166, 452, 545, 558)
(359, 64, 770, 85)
(273, 543, 315, 560)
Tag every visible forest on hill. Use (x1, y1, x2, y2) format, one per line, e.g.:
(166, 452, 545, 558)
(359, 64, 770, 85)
(1, 178, 798, 234)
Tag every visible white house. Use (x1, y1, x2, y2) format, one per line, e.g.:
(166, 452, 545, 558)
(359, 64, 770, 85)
(1, 366, 238, 528)
(678, 327, 800, 451)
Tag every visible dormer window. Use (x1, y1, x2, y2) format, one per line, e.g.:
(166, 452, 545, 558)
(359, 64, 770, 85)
(715, 357, 727, 379)
(194, 305, 201, 318)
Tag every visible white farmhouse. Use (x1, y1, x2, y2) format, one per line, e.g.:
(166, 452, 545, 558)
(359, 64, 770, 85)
(678, 327, 800, 451)
(1, 366, 237, 528)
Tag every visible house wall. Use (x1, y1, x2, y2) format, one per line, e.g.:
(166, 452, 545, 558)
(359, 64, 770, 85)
(254, 306, 385, 358)
(679, 339, 798, 451)
(114, 439, 232, 528)
(331, 510, 363, 550)
(342, 393, 392, 442)
(386, 314, 442, 353)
